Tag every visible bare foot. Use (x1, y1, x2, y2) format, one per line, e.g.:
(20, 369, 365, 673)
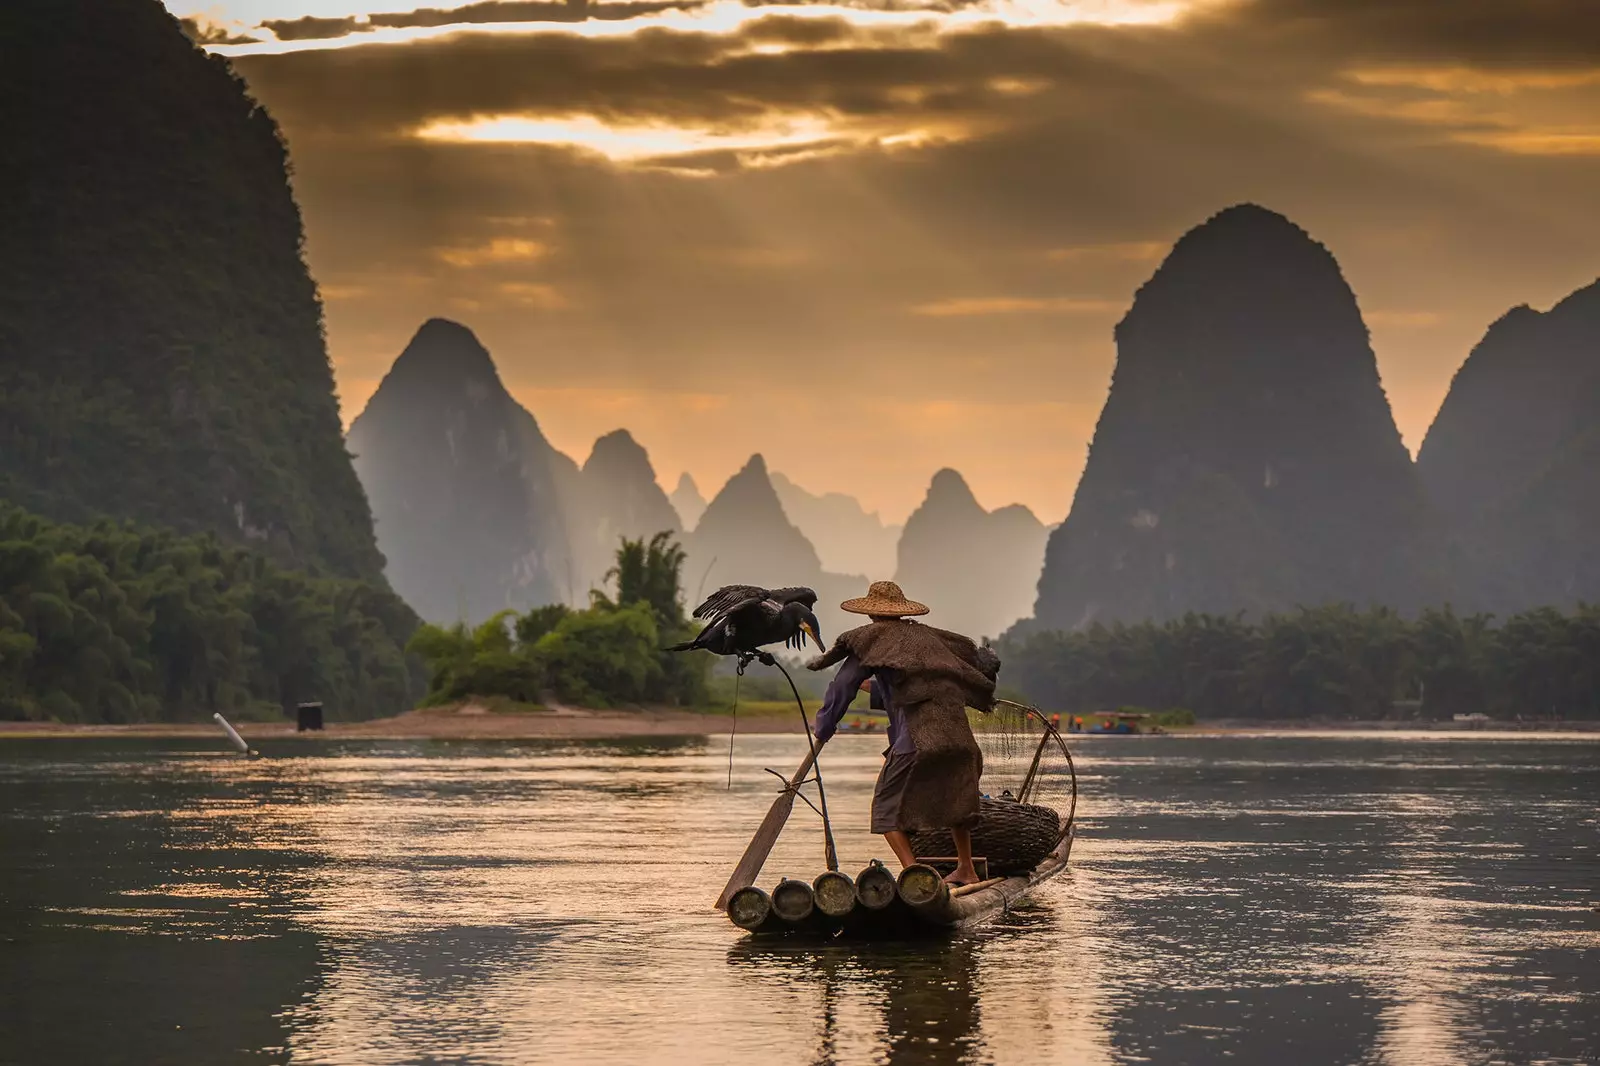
(942, 866, 980, 887)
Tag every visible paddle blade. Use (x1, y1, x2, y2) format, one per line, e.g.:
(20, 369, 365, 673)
(714, 747, 819, 910)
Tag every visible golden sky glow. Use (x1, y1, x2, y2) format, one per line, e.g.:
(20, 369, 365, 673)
(163, 0, 1600, 522)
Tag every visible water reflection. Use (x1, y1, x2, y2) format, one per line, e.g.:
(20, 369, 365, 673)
(729, 937, 986, 1065)
(0, 734, 1596, 1065)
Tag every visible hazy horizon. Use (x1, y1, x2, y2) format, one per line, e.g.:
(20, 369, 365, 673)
(165, 0, 1600, 524)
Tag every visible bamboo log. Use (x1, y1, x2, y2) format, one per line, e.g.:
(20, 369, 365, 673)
(771, 878, 815, 923)
(727, 886, 774, 931)
(812, 870, 857, 918)
(854, 861, 897, 910)
(896, 863, 947, 909)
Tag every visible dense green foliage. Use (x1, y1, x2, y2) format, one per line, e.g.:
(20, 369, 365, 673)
(0, 505, 421, 723)
(999, 604, 1600, 720)
(409, 533, 709, 708)
(1, 0, 386, 580)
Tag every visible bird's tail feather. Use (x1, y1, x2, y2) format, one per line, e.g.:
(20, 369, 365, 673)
(663, 639, 697, 652)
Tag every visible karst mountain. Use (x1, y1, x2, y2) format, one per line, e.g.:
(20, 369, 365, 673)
(684, 455, 864, 642)
(770, 471, 902, 579)
(896, 470, 1048, 640)
(1030, 204, 1440, 630)
(1417, 278, 1600, 612)
(669, 473, 708, 530)
(348, 320, 578, 622)
(565, 429, 682, 596)
(0, 0, 385, 580)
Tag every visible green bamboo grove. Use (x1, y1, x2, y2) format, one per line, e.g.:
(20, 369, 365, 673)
(6, 506, 1596, 722)
(997, 604, 1600, 720)
(0, 503, 419, 723)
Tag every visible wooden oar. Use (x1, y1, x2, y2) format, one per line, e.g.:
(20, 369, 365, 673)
(715, 746, 820, 911)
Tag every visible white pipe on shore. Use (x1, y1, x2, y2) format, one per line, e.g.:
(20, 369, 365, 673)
(212, 712, 251, 755)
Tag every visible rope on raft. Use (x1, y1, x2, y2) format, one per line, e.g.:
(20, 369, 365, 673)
(737, 650, 839, 872)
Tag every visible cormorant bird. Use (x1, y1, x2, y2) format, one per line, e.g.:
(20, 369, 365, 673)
(694, 585, 818, 624)
(669, 585, 823, 657)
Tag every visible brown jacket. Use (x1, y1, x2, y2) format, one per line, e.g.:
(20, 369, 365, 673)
(807, 619, 1000, 830)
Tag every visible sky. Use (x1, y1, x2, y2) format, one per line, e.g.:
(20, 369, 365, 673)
(168, 0, 1600, 524)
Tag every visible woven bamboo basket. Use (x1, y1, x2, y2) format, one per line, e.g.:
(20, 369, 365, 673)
(908, 796, 1061, 874)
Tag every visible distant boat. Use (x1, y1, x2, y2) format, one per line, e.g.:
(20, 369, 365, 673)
(1067, 712, 1163, 735)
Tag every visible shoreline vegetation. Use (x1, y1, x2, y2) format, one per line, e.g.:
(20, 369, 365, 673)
(3, 705, 1596, 741)
(10, 519, 1600, 732)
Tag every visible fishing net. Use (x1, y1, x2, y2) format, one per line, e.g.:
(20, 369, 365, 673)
(908, 699, 1078, 873)
(971, 699, 1077, 824)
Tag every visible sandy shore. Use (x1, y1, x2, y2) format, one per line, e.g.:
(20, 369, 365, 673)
(0, 702, 811, 741)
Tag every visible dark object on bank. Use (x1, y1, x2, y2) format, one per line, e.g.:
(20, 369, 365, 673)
(908, 797, 1060, 875)
(691, 585, 819, 651)
(667, 587, 822, 656)
(296, 702, 324, 732)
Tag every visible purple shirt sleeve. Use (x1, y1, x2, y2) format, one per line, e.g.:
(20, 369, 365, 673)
(814, 655, 872, 743)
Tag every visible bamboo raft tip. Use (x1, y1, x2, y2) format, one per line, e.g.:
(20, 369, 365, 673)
(726, 829, 1075, 940)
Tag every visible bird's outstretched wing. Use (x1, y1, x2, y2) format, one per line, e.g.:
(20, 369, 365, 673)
(693, 584, 817, 624)
(765, 587, 819, 610)
(692, 584, 767, 621)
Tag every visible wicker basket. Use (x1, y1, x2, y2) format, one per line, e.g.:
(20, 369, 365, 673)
(909, 796, 1061, 874)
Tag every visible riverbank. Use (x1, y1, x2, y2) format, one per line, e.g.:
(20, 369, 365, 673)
(3, 706, 1596, 741)
(0, 701, 808, 741)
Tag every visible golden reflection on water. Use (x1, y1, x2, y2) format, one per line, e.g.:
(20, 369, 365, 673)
(2, 734, 1597, 1065)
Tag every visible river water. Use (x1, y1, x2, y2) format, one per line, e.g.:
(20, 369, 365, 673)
(1, 733, 1595, 1065)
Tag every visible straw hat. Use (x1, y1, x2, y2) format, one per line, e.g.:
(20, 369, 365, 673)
(840, 580, 929, 617)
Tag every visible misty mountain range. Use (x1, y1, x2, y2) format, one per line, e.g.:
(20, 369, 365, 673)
(345, 203, 1598, 639)
(345, 320, 1046, 639)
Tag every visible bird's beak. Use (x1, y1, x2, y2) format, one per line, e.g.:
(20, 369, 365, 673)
(801, 621, 821, 649)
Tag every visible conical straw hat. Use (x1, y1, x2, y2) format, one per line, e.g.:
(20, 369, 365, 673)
(840, 580, 929, 617)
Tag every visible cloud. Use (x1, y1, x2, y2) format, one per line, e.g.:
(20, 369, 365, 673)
(909, 296, 1121, 316)
(177, 15, 260, 45)
(496, 281, 570, 308)
(172, 0, 1600, 520)
(436, 237, 550, 265)
(261, 15, 367, 41)
(371, 0, 706, 30)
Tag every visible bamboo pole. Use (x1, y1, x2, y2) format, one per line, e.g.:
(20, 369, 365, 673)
(950, 876, 1007, 898)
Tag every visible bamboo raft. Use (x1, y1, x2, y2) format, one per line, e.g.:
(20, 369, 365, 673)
(718, 696, 1077, 940)
(725, 830, 1074, 938)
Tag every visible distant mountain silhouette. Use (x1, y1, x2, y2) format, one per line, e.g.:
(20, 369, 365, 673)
(0, 0, 384, 579)
(1417, 279, 1600, 610)
(770, 471, 901, 578)
(669, 472, 708, 530)
(684, 455, 862, 641)
(348, 320, 576, 622)
(1031, 204, 1439, 630)
(896, 470, 1048, 640)
(566, 429, 682, 593)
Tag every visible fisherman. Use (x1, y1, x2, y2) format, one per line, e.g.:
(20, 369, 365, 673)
(807, 581, 1000, 887)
